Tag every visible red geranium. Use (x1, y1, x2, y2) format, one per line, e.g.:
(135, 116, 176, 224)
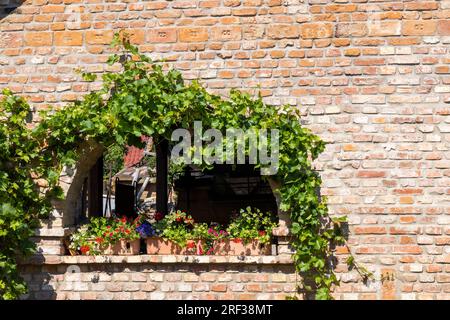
(232, 238, 242, 244)
(95, 237, 103, 244)
(154, 212, 163, 221)
(258, 230, 266, 237)
(186, 240, 196, 249)
(80, 245, 90, 254)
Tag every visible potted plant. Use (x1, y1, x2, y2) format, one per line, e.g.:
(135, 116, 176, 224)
(218, 207, 277, 256)
(145, 210, 200, 255)
(68, 224, 103, 256)
(69, 216, 141, 255)
(136, 214, 160, 254)
(196, 223, 229, 255)
(103, 216, 141, 255)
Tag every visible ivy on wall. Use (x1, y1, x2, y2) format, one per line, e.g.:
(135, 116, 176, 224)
(0, 35, 347, 300)
(0, 92, 64, 299)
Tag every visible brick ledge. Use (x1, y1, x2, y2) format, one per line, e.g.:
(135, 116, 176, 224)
(21, 254, 294, 265)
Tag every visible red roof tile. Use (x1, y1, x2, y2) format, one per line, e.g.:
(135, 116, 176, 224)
(123, 136, 150, 168)
(123, 145, 144, 168)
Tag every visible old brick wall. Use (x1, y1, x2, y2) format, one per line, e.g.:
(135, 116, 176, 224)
(19, 256, 298, 300)
(1, 0, 450, 299)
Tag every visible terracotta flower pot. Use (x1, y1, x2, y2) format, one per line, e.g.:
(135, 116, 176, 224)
(145, 237, 203, 255)
(213, 239, 271, 256)
(106, 239, 140, 255)
(100, 244, 115, 255)
(146, 237, 184, 254)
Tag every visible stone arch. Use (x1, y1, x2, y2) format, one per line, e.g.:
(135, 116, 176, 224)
(58, 139, 105, 228)
(267, 177, 290, 237)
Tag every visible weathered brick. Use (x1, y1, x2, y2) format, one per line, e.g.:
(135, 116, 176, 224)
(402, 21, 437, 36)
(324, 4, 357, 13)
(24, 32, 52, 46)
(246, 283, 262, 292)
(438, 20, 450, 36)
(141, 283, 157, 292)
(121, 29, 146, 44)
(211, 284, 227, 292)
(106, 283, 123, 292)
(148, 28, 177, 43)
(356, 170, 386, 178)
(266, 25, 299, 39)
(405, 2, 439, 11)
(344, 48, 360, 57)
(300, 23, 333, 39)
(179, 27, 208, 42)
(42, 5, 65, 14)
(54, 31, 83, 46)
(232, 8, 257, 16)
(354, 227, 387, 235)
(210, 26, 242, 41)
(0, 33, 23, 48)
(369, 21, 401, 37)
(336, 23, 367, 37)
(85, 30, 114, 45)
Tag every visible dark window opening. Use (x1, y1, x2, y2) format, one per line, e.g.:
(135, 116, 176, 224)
(77, 139, 279, 228)
(174, 164, 278, 225)
(77, 156, 105, 224)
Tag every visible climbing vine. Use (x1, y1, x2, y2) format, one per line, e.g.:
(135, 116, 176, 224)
(0, 92, 64, 299)
(0, 34, 348, 300)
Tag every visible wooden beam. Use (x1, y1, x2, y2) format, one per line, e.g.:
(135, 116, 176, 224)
(88, 155, 103, 217)
(156, 138, 168, 216)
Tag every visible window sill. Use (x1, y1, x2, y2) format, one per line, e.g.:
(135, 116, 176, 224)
(22, 254, 294, 265)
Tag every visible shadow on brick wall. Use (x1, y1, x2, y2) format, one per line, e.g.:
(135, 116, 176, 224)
(0, 0, 25, 22)
(19, 253, 57, 300)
